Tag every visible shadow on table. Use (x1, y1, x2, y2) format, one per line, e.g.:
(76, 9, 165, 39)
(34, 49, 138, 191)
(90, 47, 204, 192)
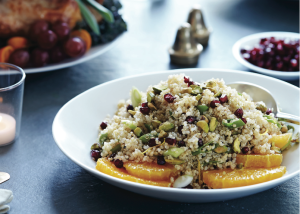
(49, 162, 299, 214)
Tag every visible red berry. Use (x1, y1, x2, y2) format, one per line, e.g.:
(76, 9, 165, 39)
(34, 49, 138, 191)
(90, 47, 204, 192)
(140, 107, 150, 115)
(141, 102, 148, 107)
(91, 150, 101, 161)
(164, 93, 176, 103)
(100, 122, 107, 130)
(127, 104, 134, 111)
(114, 159, 123, 168)
(266, 109, 272, 115)
(148, 138, 156, 147)
(165, 138, 176, 145)
(198, 138, 203, 147)
(241, 118, 247, 124)
(157, 156, 166, 165)
(210, 100, 220, 108)
(186, 116, 196, 124)
(241, 147, 249, 154)
(219, 94, 228, 104)
(178, 140, 186, 147)
(234, 108, 243, 118)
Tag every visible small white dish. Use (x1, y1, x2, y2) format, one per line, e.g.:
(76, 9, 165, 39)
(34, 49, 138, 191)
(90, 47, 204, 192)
(23, 34, 123, 74)
(52, 69, 299, 203)
(232, 32, 300, 81)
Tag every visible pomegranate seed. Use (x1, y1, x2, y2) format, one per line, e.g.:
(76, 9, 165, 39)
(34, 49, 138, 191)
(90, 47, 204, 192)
(240, 49, 248, 54)
(241, 118, 247, 124)
(243, 53, 251, 61)
(234, 108, 243, 118)
(210, 100, 220, 108)
(157, 156, 166, 165)
(148, 138, 156, 147)
(290, 59, 298, 68)
(141, 102, 148, 107)
(186, 116, 196, 124)
(184, 76, 195, 87)
(127, 104, 134, 111)
(100, 122, 108, 130)
(241, 147, 249, 154)
(109, 153, 116, 160)
(178, 125, 184, 135)
(266, 109, 272, 115)
(140, 107, 150, 115)
(178, 140, 186, 147)
(165, 138, 176, 145)
(114, 159, 123, 168)
(184, 76, 190, 83)
(219, 94, 228, 104)
(260, 38, 267, 44)
(164, 93, 176, 103)
(90, 150, 101, 161)
(198, 138, 203, 147)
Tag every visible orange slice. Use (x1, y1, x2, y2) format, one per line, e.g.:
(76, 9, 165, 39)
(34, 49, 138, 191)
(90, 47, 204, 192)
(203, 166, 286, 189)
(123, 161, 177, 181)
(96, 158, 171, 187)
(270, 133, 293, 151)
(236, 154, 282, 168)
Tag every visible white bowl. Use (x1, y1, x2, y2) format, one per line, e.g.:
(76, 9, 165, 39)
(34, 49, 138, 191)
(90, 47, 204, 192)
(232, 32, 300, 81)
(52, 69, 299, 203)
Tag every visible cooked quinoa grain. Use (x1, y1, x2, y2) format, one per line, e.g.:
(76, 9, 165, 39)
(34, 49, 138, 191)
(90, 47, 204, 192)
(94, 74, 282, 188)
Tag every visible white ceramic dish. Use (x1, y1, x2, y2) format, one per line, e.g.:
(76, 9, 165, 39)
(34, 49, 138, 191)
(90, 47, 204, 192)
(232, 32, 300, 81)
(23, 34, 123, 74)
(52, 69, 300, 203)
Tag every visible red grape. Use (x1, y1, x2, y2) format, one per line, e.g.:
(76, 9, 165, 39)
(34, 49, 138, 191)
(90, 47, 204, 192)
(51, 22, 70, 41)
(64, 37, 86, 57)
(38, 30, 58, 50)
(29, 20, 49, 41)
(9, 50, 30, 68)
(31, 48, 49, 67)
(50, 46, 67, 63)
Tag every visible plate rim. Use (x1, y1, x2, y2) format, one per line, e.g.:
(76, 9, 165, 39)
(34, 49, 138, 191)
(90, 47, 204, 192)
(23, 33, 124, 74)
(52, 68, 300, 194)
(232, 31, 300, 78)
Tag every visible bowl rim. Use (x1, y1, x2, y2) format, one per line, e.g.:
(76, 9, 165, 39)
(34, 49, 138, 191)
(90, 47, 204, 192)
(232, 31, 300, 77)
(52, 68, 300, 193)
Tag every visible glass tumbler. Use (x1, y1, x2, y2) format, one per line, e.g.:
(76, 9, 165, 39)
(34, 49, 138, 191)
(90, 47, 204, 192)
(0, 63, 26, 146)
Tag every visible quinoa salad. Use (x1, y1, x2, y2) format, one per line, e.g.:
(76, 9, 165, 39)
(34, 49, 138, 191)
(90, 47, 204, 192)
(90, 74, 299, 189)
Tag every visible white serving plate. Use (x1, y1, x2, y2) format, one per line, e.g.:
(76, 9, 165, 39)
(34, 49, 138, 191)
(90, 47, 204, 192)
(232, 32, 300, 81)
(23, 34, 124, 74)
(52, 69, 300, 203)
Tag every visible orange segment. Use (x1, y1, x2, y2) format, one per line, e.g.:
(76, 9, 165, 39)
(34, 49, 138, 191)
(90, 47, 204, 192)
(123, 161, 177, 181)
(96, 158, 171, 187)
(236, 154, 282, 168)
(270, 133, 292, 150)
(7, 37, 28, 49)
(0, 46, 14, 62)
(203, 166, 286, 189)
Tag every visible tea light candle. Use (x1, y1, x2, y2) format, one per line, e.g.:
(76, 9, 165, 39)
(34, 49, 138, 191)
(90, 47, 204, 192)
(0, 113, 16, 145)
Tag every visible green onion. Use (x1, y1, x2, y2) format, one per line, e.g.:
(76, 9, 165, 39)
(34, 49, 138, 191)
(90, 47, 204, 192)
(84, 0, 115, 23)
(76, 0, 100, 35)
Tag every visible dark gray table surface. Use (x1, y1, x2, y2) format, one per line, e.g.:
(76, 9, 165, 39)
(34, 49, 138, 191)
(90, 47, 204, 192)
(1, 0, 299, 213)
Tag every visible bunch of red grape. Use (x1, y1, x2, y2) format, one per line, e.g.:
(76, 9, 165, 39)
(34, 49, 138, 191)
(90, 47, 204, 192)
(9, 20, 87, 68)
(241, 37, 299, 72)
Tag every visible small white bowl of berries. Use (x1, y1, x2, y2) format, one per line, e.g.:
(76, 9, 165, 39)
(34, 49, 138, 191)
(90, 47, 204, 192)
(232, 32, 299, 80)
